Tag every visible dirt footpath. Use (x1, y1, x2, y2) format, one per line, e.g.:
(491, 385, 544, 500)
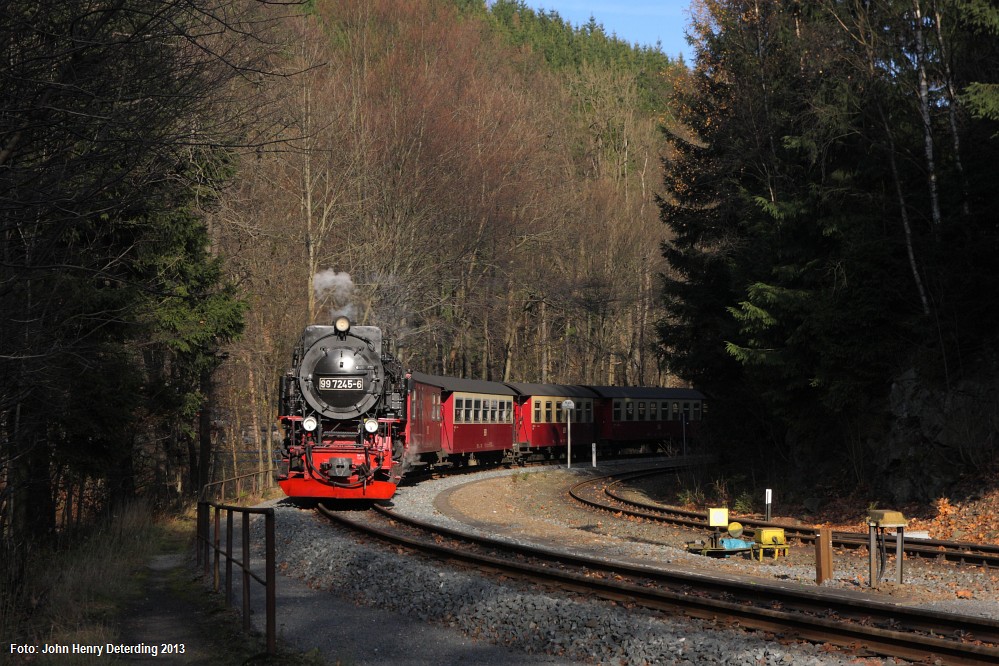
(116, 554, 221, 664)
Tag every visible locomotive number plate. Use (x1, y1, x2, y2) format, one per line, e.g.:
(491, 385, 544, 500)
(318, 377, 364, 391)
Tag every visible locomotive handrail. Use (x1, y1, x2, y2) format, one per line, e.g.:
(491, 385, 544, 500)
(195, 501, 276, 655)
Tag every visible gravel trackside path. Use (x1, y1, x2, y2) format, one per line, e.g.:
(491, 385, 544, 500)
(230, 503, 576, 666)
(234, 551, 577, 665)
(116, 512, 566, 666)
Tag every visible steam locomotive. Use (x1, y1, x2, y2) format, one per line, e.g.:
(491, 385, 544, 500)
(276, 316, 407, 499)
(276, 317, 704, 500)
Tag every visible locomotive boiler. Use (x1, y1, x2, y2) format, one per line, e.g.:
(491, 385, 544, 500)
(276, 316, 407, 499)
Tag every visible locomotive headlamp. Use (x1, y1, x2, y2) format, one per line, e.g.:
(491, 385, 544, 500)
(302, 415, 318, 432)
(334, 316, 351, 334)
(363, 418, 379, 434)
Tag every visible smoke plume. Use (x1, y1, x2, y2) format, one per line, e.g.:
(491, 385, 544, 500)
(314, 270, 356, 321)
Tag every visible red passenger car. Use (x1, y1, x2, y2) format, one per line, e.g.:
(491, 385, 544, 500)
(587, 386, 704, 450)
(408, 372, 518, 465)
(506, 383, 598, 456)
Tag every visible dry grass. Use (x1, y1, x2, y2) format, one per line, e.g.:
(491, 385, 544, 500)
(4, 488, 323, 665)
(2, 501, 160, 663)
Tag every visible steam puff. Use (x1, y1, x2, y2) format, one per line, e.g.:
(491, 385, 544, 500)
(314, 270, 356, 320)
(314, 270, 354, 301)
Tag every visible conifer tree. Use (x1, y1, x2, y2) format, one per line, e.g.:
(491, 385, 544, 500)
(658, 0, 999, 483)
(1, 0, 263, 548)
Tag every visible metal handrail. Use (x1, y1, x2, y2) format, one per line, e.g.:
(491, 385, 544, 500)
(196, 501, 276, 654)
(199, 468, 274, 502)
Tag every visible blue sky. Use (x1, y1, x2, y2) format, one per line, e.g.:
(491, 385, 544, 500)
(524, 1, 693, 62)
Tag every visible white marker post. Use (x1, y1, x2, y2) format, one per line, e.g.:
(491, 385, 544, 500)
(765, 488, 773, 522)
(562, 399, 575, 469)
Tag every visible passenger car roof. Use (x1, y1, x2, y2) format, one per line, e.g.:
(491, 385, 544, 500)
(503, 382, 599, 398)
(584, 386, 704, 400)
(410, 371, 518, 396)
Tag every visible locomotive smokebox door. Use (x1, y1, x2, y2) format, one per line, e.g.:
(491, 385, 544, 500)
(297, 324, 384, 419)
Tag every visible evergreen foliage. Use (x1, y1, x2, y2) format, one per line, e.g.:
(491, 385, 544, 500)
(658, 0, 999, 489)
(957, 0, 999, 122)
(1, 0, 251, 548)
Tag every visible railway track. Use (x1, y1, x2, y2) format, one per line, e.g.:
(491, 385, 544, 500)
(318, 500, 999, 665)
(398, 452, 704, 488)
(570, 469, 999, 568)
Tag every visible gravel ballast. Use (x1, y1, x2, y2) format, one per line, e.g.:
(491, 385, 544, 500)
(241, 461, 999, 664)
(257, 497, 867, 665)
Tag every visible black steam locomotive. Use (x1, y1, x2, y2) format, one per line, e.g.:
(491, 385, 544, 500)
(276, 316, 407, 499)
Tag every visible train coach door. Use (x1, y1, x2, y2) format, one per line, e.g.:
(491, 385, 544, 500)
(513, 397, 525, 449)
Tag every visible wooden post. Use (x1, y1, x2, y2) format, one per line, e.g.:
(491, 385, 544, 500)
(815, 527, 833, 585)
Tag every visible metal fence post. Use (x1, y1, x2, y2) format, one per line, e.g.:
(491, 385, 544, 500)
(225, 511, 234, 607)
(242, 511, 251, 632)
(213, 507, 221, 592)
(197, 498, 276, 655)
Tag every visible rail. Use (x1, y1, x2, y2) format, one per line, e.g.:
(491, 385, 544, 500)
(196, 500, 276, 654)
(577, 470, 999, 569)
(321, 503, 999, 664)
(200, 468, 274, 502)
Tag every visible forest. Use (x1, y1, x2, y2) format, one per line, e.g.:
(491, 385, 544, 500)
(660, 0, 999, 503)
(2, 0, 999, 565)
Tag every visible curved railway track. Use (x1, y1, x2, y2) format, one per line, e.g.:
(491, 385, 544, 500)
(317, 499, 999, 665)
(397, 452, 703, 488)
(570, 469, 999, 568)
